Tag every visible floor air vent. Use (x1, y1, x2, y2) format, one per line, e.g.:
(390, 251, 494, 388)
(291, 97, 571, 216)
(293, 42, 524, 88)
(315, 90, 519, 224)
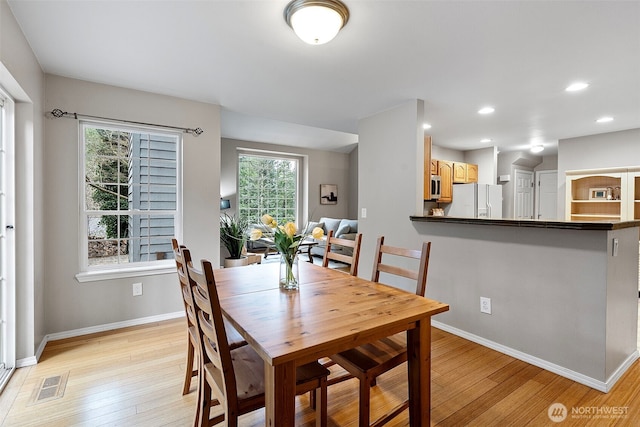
(28, 372, 69, 405)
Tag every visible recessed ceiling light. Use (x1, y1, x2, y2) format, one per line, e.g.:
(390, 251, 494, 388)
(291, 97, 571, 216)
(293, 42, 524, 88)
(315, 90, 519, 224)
(423, 123, 432, 129)
(478, 107, 495, 115)
(480, 138, 492, 143)
(530, 144, 544, 153)
(565, 82, 589, 92)
(596, 116, 614, 123)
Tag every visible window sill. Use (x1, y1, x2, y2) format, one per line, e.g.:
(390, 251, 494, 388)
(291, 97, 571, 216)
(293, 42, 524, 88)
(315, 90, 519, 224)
(75, 262, 175, 283)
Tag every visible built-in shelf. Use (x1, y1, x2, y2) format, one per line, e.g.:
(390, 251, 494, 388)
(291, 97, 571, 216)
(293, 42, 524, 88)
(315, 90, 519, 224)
(566, 171, 624, 221)
(570, 213, 621, 219)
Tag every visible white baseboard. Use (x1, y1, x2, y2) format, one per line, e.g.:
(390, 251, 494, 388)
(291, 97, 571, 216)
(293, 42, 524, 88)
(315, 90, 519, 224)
(18, 311, 185, 367)
(432, 320, 639, 393)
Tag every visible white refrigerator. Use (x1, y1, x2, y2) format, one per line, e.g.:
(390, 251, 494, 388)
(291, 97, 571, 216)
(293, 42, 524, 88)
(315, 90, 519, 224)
(447, 183, 503, 218)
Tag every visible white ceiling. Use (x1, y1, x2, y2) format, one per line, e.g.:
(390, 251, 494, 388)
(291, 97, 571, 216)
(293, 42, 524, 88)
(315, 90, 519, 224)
(8, 0, 640, 154)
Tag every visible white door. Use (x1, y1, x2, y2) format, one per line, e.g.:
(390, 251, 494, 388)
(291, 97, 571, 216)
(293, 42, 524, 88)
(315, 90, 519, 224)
(514, 169, 534, 219)
(0, 92, 15, 392)
(535, 170, 558, 220)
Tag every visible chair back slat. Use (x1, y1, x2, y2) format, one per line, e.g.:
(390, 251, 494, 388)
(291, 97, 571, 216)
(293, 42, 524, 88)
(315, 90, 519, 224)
(187, 253, 238, 410)
(322, 229, 363, 276)
(172, 239, 198, 329)
(371, 236, 431, 297)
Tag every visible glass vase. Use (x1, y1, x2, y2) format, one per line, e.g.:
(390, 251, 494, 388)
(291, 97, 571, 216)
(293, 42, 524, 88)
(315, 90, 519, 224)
(279, 252, 299, 290)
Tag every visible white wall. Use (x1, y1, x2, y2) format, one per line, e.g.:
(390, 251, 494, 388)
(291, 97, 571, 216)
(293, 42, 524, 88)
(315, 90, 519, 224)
(557, 129, 640, 218)
(220, 137, 353, 222)
(464, 146, 498, 185)
(43, 75, 220, 335)
(1, 0, 46, 361)
(432, 145, 463, 162)
(358, 100, 425, 288)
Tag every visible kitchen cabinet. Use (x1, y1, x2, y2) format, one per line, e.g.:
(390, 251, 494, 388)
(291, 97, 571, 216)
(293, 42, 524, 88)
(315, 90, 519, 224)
(430, 159, 438, 175)
(453, 162, 478, 183)
(565, 168, 627, 221)
(467, 163, 478, 183)
(438, 160, 453, 203)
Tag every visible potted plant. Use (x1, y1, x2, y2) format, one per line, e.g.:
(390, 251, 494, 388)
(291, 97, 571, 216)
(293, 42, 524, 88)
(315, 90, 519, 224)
(220, 213, 249, 268)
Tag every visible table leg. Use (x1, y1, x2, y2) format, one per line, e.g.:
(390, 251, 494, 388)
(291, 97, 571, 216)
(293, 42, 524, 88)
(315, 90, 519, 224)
(407, 317, 431, 426)
(264, 360, 296, 427)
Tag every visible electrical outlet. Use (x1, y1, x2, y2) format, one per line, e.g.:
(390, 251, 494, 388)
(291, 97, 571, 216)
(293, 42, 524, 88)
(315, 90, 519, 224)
(480, 297, 491, 314)
(132, 282, 143, 296)
(361, 208, 367, 218)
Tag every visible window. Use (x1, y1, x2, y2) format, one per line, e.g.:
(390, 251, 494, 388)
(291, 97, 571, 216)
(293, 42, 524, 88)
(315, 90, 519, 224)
(79, 122, 181, 277)
(237, 152, 300, 224)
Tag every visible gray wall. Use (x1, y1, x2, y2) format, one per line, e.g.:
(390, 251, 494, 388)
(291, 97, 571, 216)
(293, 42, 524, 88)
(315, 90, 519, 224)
(557, 129, 640, 219)
(1, 0, 46, 361)
(464, 146, 498, 185)
(348, 146, 359, 220)
(44, 75, 221, 335)
(413, 221, 638, 387)
(221, 137, 354, 223)
(358, 100, 425, 288)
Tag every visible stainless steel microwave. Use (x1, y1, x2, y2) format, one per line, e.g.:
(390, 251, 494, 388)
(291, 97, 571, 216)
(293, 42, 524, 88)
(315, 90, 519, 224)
(430, 175, 441, 200)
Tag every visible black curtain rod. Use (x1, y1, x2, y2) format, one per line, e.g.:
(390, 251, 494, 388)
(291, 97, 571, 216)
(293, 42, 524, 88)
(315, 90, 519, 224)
(48, 108, 203, 136)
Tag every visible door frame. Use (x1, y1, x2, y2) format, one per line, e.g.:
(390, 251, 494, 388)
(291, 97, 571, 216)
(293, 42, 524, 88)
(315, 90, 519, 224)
(0, 89, 16, 392)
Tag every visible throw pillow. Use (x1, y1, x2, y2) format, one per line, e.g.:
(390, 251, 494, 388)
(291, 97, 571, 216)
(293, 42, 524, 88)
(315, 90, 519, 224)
(319, 217, 341, 234)
(336, 220, 351, 237)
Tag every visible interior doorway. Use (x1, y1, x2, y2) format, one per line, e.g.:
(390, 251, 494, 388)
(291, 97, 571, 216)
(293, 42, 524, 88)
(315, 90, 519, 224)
(535, 170, 558, 220)
(514, 169, 534, 219)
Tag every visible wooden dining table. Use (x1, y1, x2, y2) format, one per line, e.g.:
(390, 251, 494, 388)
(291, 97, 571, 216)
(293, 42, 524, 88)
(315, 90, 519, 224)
(213, 261, 449, 426)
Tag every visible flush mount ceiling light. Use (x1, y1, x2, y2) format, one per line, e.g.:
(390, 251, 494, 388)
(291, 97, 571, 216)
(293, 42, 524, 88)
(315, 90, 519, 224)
(530, 144, 544, 153)
(284, 0, 350, 45)
(565, 82, 589, 92)
(478, 106, 495, 115)
(423, 123, 432, 129)
(480, 138, 492, 143)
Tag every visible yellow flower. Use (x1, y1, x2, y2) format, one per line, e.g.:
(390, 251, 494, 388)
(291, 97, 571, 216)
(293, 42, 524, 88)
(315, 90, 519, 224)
(261, 214, 273, 226)
(249, 229, 263, 241)
(283, 222, 297, 237)
(311, 227, 324, 240)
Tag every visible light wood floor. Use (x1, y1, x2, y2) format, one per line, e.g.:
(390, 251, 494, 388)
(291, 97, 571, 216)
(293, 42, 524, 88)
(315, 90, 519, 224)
(1, 318, 639, 426)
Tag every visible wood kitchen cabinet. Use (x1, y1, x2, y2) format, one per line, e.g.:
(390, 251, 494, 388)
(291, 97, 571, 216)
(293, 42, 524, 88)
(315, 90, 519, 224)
(438, 160, 453, 203)
(453, 162, 478, 183)
(431, 159, 438, 175)
(467, 163, 478, 183)
(453, 162, 467, 183)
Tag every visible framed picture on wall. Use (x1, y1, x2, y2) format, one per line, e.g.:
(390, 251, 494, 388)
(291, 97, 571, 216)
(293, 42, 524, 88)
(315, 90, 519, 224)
(320, 184, 338, 205)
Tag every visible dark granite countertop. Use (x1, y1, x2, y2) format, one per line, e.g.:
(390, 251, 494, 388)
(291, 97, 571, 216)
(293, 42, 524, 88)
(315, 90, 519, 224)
(410, 215, 640, 231)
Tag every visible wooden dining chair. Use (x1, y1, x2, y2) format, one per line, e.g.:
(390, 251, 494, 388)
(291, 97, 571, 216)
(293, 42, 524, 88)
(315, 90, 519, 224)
(186, 252, 330, 427)
(321, 229, 363, 276)
(328, 236, 432, 427)
(171, 239, 246, 395)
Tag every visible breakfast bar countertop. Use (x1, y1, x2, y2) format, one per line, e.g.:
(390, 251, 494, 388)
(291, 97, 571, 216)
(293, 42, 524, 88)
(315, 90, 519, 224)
(410, 215, 640, 231)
